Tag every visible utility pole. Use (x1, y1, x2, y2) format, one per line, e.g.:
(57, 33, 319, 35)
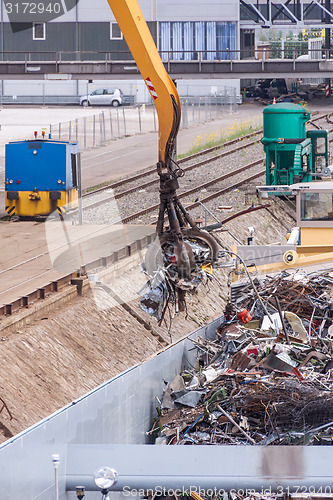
(325, 0, 331, 97)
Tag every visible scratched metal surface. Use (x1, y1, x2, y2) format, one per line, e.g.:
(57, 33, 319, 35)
(0, 317, 220, 499)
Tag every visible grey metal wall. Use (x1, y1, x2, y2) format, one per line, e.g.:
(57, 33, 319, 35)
(79, 21, 157, 56)
(0, 318, 221, 500)
(4, 22, 76, 54)
(73, 0, 143, 23)
(2, 21, 157, 58)
(2, 311, 333, 499)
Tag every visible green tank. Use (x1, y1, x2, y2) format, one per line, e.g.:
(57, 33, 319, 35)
(262, 102, 310, 140)
(263, 102, 311, 139)
(261, 102, 316, 186)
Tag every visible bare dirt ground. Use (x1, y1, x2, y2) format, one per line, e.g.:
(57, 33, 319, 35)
(0, 197, 295, 443)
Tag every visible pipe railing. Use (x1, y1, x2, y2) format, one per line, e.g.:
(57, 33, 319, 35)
(0, 47, 331, 63)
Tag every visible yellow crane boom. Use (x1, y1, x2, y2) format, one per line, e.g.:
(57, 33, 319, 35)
(107, 0, 180, 168)
(107, 0, 218, 284)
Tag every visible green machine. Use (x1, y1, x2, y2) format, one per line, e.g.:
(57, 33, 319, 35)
(261, 102, 329, 186)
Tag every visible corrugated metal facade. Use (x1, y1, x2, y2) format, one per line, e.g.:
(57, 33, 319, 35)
(0, 0, 238, 54)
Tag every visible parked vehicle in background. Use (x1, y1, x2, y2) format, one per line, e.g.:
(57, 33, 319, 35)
(80, 88, 123, 107)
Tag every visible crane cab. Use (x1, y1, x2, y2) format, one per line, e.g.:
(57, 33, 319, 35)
(293, 181, 333, 246)
(233, 182, 333, 275)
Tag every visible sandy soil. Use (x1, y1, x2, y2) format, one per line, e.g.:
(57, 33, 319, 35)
(0, 197, 294, 443)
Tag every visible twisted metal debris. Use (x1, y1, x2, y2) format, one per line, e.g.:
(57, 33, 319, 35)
(154, 269, 333, 446)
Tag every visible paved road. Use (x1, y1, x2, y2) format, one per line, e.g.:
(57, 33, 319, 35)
(0, 101, 262, 213)
(75, 97, 333, 190)
(0, 102, 260, 305)
(79, 102, 263, 189)
(0, 98, 332, 209)
(0, 221, 155, 307)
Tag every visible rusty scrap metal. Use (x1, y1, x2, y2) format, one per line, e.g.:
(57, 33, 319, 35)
(153, 268, 333, 446)
(220, 204, 271, 225)
(275, 296, 291, 345)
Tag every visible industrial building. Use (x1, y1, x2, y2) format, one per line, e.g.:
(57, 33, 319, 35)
(0, 0, 331, 102)
(0, 0, 241, 102)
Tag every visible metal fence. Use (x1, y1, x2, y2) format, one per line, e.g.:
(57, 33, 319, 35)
(50, 91, 238, 150)
(0, 94, 135, 106)
(0, 47, 331, 62)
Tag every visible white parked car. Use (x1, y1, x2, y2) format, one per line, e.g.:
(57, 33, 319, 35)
(80, 88, 123, 107)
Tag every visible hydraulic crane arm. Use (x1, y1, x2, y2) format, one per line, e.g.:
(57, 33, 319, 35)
(107, 0, 180, 169)
(107, 0, 219, 285)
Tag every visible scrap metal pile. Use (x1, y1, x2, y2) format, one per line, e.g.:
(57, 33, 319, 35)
(154, 269, 333, 445)
(139, 236, 218, 322)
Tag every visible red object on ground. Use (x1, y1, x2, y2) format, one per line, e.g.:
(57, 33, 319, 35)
(237, 309, 252, 324)
(247, 347, 258, 357)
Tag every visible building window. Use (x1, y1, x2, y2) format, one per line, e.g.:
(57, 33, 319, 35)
(159, 21, 238, 61)
(110, 22, 123, 40)
(33, 22, 45, 40)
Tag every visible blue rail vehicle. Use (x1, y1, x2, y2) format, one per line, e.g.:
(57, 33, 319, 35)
(5, 138, 79, 218)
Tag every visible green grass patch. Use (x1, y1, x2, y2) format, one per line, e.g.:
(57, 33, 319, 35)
(86, 180, 114, 193)
(177, 116, 262, 159)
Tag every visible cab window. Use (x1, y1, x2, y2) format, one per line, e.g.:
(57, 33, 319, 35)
(301, 192, 333, 220)
(315, 137, 326, 154)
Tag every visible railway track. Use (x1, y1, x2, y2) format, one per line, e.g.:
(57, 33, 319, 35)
(82, 137, 263, 213)
(1, 110, 330, 316)
(122, 158, 265, 223)
(78, 111, 331, 224)
(84, 111, 328, 198)
(0, 222, 155, 313)
(84, 127, 264, 196)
